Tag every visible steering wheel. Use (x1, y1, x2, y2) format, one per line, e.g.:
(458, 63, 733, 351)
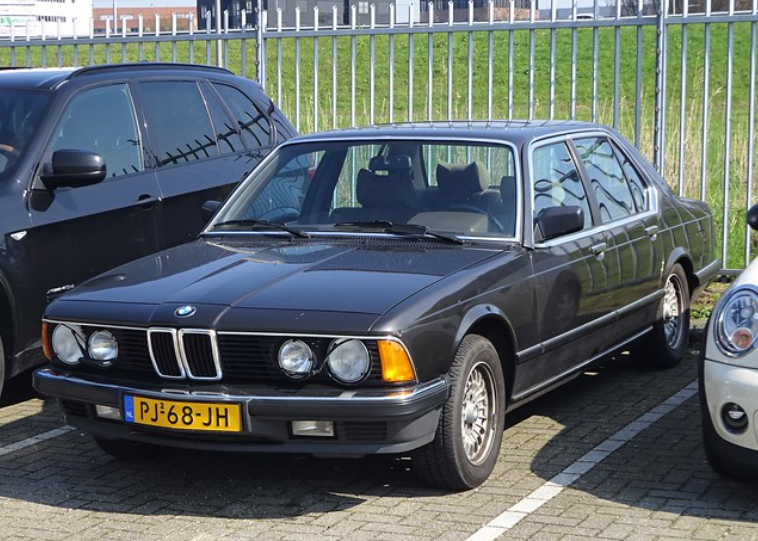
(446, 204, 505, 233)
(0, 144, 19, 166)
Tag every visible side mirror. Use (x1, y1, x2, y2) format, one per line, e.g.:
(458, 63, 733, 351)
(40, 149, 106, 189)
(202, 200, 222, 223)
(748, 204, 758, 232)
(535, 206, 584, 241)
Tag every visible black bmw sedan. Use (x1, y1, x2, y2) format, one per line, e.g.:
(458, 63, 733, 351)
(34, 121, 719, 490)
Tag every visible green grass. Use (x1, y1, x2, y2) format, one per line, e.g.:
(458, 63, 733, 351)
(1, 20, 756, 270)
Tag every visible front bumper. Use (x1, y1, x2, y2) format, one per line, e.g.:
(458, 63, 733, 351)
(33, 368, 448, 454)
(703, 359, 758, 462)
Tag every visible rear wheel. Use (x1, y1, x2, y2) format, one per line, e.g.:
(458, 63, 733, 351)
(94, 436, 164, 460)
(413, 334, 506, 491)
(636, 263, 690, 369)
(0, 335, 5, 401)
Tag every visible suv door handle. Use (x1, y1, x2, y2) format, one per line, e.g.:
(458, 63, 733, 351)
(644, 225, 659, 239)
(134, 194, 160, 209)
(590, 243, 607, 258)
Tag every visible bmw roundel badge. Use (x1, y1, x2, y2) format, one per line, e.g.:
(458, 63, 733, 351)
(175, 305, 196, 318)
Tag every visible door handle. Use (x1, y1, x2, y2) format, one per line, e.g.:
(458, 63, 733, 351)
(590, 243, 607, 259)
(134, 194, 160, 209)
(644, 225, 659, 239)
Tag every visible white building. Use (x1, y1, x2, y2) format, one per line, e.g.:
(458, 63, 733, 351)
(0, 0, 92, 37)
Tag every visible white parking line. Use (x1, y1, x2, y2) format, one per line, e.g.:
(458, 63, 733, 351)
(0, 425, 75, 457)
(466, 380, 699, 541)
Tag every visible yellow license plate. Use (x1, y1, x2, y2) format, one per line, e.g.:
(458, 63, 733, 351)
(124, 395, 242, 433)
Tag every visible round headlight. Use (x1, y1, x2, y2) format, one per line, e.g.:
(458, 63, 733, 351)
(716, 288, 758, 356)
(51, 325, 85, 365)
(278, 339, 315, 379)
(327, 339, 370, 383)
(88, 330, 118, 365)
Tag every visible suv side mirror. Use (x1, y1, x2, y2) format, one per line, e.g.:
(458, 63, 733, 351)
(202, 200, 222, 223)
(535, 206, 584, 241)
(748, 204, 758, 232)
(40, 149, 107, 189)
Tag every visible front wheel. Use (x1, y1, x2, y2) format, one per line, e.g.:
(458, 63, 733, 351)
(413, 334, 506, 490)
(635, 263, 690, 369)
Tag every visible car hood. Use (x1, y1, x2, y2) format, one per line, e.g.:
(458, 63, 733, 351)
(55, 237, 502, 318)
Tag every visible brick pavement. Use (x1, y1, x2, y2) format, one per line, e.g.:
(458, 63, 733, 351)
(1, 331, 757, 541)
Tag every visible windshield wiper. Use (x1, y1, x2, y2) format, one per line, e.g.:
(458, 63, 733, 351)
(211, 219, 310, 238)
(334, 221, 466, 245)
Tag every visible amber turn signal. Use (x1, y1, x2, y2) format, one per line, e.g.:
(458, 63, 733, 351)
(377, 340, 416, 383)
(41, 322, 53, 361)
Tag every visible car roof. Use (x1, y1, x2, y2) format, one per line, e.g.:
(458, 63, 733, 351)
(285, 120, 610, 147)
(0, 63, 234, 91)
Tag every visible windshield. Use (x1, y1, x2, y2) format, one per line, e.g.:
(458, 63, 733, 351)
(210, 140, 519, 239)
(0, 89, 50, 181)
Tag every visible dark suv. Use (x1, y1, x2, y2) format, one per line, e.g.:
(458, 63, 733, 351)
(0, 63, 296, 397)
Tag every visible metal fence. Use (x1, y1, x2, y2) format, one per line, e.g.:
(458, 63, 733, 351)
(0, 0, 756, 273)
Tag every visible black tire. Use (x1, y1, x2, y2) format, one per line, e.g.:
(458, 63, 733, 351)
(413, 334, 506, 491)
(636, 263, 690, 369)
(0, 333, 6, 401)
(94, 436, 164, 461)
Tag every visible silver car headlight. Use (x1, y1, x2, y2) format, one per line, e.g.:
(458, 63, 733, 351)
(51, 324, 85, 365)
(327, 339, 370, 383)
(88, 330, 118, 365)
(278, 339, 315, 379)
(715, 286, 758, 356)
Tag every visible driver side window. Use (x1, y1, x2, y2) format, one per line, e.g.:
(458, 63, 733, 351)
(45, 84, 142, 179)
(532, 142, 592, 230)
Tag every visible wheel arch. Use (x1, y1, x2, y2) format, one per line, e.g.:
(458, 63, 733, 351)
(664, 248, 697, 297)
(454, 305, 517, 404)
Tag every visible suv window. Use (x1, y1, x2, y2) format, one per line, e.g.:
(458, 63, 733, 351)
(213, 83, 272, 149)
(140, 81, 218, 166)
(574, 137, 636, 223)
(532, 142, 592, 229)
(201, 84, 245, 155)
(0, 90, 50, 181)
(46, 84, 141, 178)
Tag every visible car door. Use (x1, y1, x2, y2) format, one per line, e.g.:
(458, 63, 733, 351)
(137, 79, 273, 248)
(26, 82, 161, 314)
(572, 135, 660, 345)
(521, 138, 612, 392)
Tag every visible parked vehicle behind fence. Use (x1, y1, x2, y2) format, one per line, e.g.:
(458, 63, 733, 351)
(0, 63, 296, 399)
(34, 121, 719, 489)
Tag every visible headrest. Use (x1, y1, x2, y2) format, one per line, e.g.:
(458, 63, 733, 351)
(436, 160, 490, 199)
(500, 175, 516, 201)
(369, 154, 413, 172)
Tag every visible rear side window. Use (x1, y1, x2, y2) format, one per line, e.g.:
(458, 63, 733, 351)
(213, 83, 272, 149)
(140, 81, 218, 166)
(574, 137, 636, 223)
(46, 84, 141, 178)
(201, 84, 245, 155)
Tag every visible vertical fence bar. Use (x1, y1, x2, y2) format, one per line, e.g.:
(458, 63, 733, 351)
(241, 10, 247, 77)
(351, 5, 356, 127)
(104, 20, 110, 65)
(40, 24, 47, 67)
(467, 1, 473, 121)
(528, 0, 535, 120)
(172, 13, 178, 62)
(613, 0, 621, 130)
(138, 15, 144, 61)
(295, 8, 301, 132)
(223, 11, 229, 68)
(701, 0, 712, 201)
(122, 17, 128, 63)
(591, 0, 599, 122)
(448, 1, 454, 120)
(487, 1, 494, 121)
(56, 21, 62, 67)
(634, 0, 642, 147)
(409, 4, 415, 122)
(9, 24, 15, 68)
(429, 2, 435, 122)
(88, 19, 94, 66)
(508, 0, 514, 119)
(570, 0, 577, 120)
(314, 7, 320, 132)
(678, 1, 689, 196)
(25, 23, 30, 68)
(155, 15, 161, 62)
(658, 0, 668, 174)
(189, 13, 194, 66)
(722, 0, 735, 266)
(747, 0, 757, 263)
(332, 6, 338, 129)
(549, 0, 556, 120)
(206, 13, 212, 64)
(277, 9, 282, 107)
(389, 4, 395, 123)
(72, 19, 77, 67)
(370, 5, 375, 125)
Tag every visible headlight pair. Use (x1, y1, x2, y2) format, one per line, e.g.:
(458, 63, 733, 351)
(278, 338, 370, 384)
(714, 286, 758, 356)
(50, 325, 118, 366)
